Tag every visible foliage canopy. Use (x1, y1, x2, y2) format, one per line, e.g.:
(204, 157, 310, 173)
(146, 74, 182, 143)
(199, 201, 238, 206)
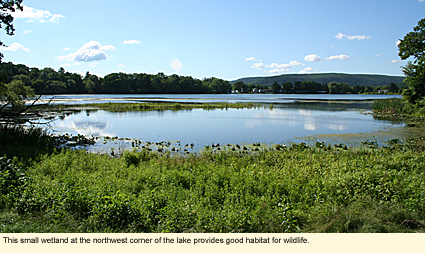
(398, 18, 425, 104)
(0, 0, 23, 62)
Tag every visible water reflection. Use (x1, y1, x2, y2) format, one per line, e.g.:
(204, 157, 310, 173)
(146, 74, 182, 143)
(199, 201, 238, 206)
(55, 112, 114, 137)
(47, 100, 404, 152)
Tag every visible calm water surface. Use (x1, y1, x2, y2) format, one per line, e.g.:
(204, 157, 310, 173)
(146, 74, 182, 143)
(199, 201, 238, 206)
(46, 94, 404, 152)
(48, 93, 402, 104)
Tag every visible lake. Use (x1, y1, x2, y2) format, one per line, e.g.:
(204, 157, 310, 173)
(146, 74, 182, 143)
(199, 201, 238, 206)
(43, 94, 405, 153)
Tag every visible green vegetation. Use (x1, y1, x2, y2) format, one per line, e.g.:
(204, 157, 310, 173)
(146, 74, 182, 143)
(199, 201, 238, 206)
(0, 62, 231, 95)
(234, 78, 400, 94)
(1, 137, 425, 233)
(233, 73, 404, 89)
(0, 1, 23, 62)
(1, 9, 425, 234)
(58, 101, 265, 112)
(398, 18, 425, 105)
(372, 18, 425, 119)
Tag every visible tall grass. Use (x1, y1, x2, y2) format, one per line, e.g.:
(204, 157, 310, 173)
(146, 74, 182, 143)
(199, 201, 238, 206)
(4, 146, 424, 233)
(0, 124, 57, 161)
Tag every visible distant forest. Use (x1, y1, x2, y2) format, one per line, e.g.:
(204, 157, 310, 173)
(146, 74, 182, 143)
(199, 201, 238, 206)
(232, 73, 405, 87)
(0, 62, 405, 95)
(0, 62, 231, 95)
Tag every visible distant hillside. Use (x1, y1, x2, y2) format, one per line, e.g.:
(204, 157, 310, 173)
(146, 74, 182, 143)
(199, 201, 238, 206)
(231, 73, 405, 87)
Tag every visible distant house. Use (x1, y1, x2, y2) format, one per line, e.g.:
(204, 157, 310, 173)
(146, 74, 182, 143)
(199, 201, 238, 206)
(253, 88, 258, 93)
(378, 90, 389, 93)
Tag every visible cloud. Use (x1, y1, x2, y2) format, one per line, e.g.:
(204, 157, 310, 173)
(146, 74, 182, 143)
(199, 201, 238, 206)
(265, 63, 279, 68)
(304, 54, 322, 62)
(396, 40, 401, 46)
(335, 32, 371, 40)
(246, 57, 262, 62)
(123, 40, 141, 45)
(268, 68, 289, 74)
(420, 0, 424, 2)
(59, 63, 71, 68)
(22, 30, 33, 35)
(300, 67, 314, 74)
(391, 59, 400, 63)
(170, 58, 183, 71)
(117, 64, 125, 68)
(0, 42, 30, 52)
(251, 60, 304, 73)
(57, 41, 115, 62)
(13, 5, 65, 23)
(289, 60, 303, 66)
(251, 62, 265, 70)
(326, 54, 351, 60)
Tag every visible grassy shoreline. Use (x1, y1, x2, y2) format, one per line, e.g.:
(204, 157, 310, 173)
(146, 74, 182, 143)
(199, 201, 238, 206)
(54, 101, 268, 112)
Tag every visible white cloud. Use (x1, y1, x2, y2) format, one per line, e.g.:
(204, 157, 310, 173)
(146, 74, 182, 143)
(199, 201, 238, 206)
(251, 59, 304, 73)
(251, 62, 265, 70)
(326, 54, 351, 60)
(335, 32, 371, 40)
(265, 62, 302, 69)
(396, 40, 401, 46)
(246, 57, 262, 62)
(62, 47, 71, 51)
(59, 63, 71, 68)
(57, 41, 116, 62)
(420, 0, 424, 2)
(304, 54, 322, 62)
(117, 64, 125, 68)
(22, 30, 33, 35)
(268, 68, 289, 74)
(265, 63, 279, 68)
(289, 60, 303, 66)
(276, 63, 291, 69)
(123, 40, 141, 45)
(0, 42, 30, 52)
(13, 5, 65, 23)
(170, 58, 183, 71)
(300, 67, 314, 74)
(391, 59, 400, 63)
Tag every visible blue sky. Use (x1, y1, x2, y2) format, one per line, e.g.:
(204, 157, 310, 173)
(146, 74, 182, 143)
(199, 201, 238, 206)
(1, 0, 424, 80)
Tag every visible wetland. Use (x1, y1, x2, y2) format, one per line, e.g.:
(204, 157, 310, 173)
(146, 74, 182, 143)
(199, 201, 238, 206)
(3, 93, 425, 233)
(37, 93, 406, 154)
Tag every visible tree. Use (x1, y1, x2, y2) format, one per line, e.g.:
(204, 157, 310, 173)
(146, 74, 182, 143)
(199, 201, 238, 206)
(0, 0, 24, 62)
(398, 18, 425, 103)
(0, 80, 35, 117)
(272, 81, 281, 93)
(281, 82, 293, 93)
(232, 81, 244, 92)
(0, 3, 43, 122)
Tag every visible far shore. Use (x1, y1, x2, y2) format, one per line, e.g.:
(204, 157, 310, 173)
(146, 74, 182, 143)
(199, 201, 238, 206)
(27, 93, 401, 105)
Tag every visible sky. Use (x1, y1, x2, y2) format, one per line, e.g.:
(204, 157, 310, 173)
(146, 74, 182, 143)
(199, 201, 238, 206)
(1, 0, 425, 81)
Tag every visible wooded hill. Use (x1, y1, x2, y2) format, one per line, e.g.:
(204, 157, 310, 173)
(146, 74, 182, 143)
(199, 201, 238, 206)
(231, 73, 405, 87)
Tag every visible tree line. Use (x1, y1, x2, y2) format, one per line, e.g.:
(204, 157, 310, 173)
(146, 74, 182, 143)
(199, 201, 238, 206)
(0, 62, 231, 95)
(233, 80, 401, 94)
